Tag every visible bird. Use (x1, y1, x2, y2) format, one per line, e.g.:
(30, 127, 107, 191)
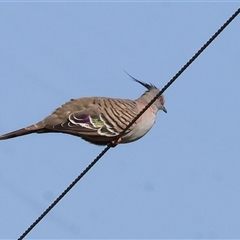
(0, 74, 167, 146)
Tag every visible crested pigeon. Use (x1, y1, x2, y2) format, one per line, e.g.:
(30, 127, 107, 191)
(0, 75, 167, 146)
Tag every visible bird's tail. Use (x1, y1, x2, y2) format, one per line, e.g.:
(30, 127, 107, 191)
(0, 125, 40, 140)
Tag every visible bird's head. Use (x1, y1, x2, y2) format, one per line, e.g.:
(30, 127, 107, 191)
(125, 71, 167, 113)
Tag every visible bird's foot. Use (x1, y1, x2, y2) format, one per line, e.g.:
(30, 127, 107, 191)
(110, 138, 122, 147)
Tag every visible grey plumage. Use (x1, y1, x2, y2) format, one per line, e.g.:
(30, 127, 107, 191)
(0, 75, 167, 145)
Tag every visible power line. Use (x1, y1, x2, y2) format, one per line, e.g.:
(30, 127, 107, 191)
(18, 7, 240, 240)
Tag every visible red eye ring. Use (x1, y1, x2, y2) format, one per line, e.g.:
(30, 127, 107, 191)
(158, 95, 165, 105)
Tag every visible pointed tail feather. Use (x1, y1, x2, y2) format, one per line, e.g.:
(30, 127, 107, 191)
(0, 125, 40, 140)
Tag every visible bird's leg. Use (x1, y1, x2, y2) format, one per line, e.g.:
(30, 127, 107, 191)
(110, 138, 122, 147)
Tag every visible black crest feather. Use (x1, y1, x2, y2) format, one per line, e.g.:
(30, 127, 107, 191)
(124, 70, 157, 90)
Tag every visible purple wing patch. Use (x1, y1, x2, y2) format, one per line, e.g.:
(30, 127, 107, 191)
(72, 114, 90, 124)
(68, 111, 99, 130)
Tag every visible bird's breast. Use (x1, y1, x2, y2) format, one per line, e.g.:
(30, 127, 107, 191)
(121, 110, 156, 143)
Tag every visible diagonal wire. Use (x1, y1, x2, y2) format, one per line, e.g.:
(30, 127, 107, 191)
(117, 7, 240, 139)
(18, 7, 240, 240)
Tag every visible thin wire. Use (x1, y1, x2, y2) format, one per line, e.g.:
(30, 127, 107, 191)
(117, 8, 240, 139)
(18, 145, 111, 240)
(18, 8, 240, 240)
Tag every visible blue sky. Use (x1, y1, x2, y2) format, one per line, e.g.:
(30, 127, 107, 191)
(1, 2, 240, 239)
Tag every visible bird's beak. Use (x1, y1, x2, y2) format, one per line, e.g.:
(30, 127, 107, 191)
(162, 106, 167, 113)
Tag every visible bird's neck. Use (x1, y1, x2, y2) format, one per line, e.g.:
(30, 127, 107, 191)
(136, 91, 158, 113)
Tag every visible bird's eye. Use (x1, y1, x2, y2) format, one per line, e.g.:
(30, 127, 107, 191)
(159, 95, 164, 105)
